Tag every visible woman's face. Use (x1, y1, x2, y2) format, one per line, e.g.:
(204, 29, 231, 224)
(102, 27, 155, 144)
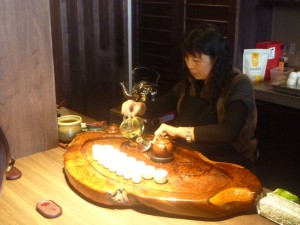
(184, 53, 214, 80)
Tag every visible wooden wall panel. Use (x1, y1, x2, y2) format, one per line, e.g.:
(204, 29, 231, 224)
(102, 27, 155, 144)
(0, 0, 58, 158)
(50, 0, 128, 121)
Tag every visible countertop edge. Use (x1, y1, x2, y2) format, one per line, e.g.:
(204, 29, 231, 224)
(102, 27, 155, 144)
(254, 82, 300, 110)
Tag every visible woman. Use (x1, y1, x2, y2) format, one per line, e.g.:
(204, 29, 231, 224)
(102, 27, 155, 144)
(121, 23, 258, 172)
(0, 126, 10, 193)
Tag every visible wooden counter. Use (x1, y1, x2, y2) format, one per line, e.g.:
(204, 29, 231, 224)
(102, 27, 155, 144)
(0, 147, 276, 225)
(254, 81, 300, 110)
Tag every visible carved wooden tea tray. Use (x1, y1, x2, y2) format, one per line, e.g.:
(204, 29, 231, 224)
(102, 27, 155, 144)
(64, 131, 262, 218)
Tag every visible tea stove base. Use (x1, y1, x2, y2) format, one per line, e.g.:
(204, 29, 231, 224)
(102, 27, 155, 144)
(150, 152, 174, 163)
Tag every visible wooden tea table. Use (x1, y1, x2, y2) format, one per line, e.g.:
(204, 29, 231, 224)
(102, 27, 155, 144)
(64, 131, 267, 218)
(0, 108, 276, 224)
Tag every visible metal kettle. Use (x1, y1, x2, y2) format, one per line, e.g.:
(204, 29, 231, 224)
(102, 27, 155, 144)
(120, 66, 160, 102)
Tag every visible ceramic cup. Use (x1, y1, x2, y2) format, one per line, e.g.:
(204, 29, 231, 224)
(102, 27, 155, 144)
(154, 169, 168, 184)
(57, 115, 82, 143)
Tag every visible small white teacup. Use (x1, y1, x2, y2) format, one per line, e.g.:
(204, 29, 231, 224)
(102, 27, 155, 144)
(154, 169, 168, 184)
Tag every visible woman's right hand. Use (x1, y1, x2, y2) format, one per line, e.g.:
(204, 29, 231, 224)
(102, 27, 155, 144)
(121, 100, 146, 118)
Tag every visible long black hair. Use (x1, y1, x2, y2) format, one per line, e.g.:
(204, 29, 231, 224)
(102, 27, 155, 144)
(182, 23, 237, 105)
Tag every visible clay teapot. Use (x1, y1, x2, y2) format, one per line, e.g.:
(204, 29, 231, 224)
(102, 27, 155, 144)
(152, 137, 173, 158)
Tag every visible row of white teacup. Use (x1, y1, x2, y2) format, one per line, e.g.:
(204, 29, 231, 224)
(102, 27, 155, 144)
(92, 144, 168, 184)
(287, 71, 300, 86)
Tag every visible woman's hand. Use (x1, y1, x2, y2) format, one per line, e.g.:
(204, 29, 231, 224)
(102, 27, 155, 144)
(154, 123, 194, 143)
(154, 123, 180, 139)
(121, 100, 146, 118)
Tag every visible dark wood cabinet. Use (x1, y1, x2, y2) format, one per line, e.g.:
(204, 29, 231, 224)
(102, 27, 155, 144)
(256, 101, 300, 196)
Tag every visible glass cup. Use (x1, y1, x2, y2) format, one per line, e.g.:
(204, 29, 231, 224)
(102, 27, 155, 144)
(119, 116, 144, 139)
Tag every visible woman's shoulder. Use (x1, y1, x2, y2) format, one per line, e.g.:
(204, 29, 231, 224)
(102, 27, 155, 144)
(231, 69, 253, 87)
(222, 69, 254, 100)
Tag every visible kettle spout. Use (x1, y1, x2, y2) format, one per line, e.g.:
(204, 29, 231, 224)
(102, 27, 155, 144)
(119, 82, 133, 100)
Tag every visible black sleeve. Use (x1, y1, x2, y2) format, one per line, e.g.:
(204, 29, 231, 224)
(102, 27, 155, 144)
(144, 85, 178, 117)
(194, 100, 247, 144)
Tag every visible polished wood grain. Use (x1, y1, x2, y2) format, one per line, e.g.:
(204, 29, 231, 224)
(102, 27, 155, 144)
(0, 0, 58, 158)
(0, 146, 276, 225)
(64, 131, 263, 219)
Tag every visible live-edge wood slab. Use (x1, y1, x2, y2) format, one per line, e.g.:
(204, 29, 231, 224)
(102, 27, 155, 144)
(64, 131, 262, 219)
